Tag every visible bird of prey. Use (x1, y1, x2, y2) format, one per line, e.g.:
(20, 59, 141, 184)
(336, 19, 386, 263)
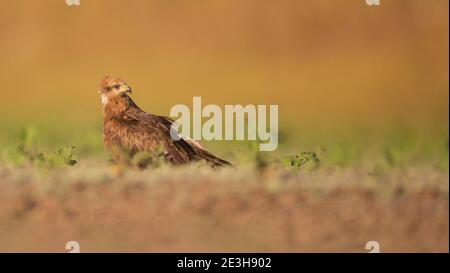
(99, 76, 232, 168)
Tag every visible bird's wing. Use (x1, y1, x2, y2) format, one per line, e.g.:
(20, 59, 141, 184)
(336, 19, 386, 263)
(119, 110, 189, 164)
(157, 115, 233, 167)
(123, 110, 232, 167)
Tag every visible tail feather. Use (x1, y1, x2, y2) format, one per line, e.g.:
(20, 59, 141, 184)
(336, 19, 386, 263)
(183, 137, 233, 167)
(158, 115, 233, 167)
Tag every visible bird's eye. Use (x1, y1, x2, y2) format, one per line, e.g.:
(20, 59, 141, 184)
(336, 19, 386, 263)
(113, 84, 121, 89)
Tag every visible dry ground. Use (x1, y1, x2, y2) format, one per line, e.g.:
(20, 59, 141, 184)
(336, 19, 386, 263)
(0, 163, 447, 252)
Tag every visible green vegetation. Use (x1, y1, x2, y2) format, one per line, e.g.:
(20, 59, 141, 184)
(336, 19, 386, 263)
(0, 123, 447, 172)
(2, 127, 77, 169)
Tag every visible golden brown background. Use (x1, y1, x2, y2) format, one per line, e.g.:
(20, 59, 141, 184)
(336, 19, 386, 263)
(0, 0, 448, 124)
(0, 0, 448, 253)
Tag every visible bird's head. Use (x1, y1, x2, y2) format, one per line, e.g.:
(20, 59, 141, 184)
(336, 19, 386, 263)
(99, 76, 132, 105)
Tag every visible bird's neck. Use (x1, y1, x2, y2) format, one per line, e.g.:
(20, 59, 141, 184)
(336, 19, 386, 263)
(103, 96, 130, 119)
(102, 95, 143, 119)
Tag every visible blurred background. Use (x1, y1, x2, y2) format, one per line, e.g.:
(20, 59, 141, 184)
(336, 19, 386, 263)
(0, 0, 448, 167)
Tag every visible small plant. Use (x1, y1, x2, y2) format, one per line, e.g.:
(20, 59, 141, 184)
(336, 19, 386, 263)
(2, 127, 77, 168)
(281, 152, 319, 170)
(108, 144, 167, 169)
(131, 145, 166, 169)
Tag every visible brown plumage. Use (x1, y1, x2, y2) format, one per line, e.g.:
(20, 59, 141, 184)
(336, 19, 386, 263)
(99, 76, 232, 168)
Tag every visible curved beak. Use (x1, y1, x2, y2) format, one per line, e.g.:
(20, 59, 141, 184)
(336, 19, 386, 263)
(119, 85, 132, 95)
